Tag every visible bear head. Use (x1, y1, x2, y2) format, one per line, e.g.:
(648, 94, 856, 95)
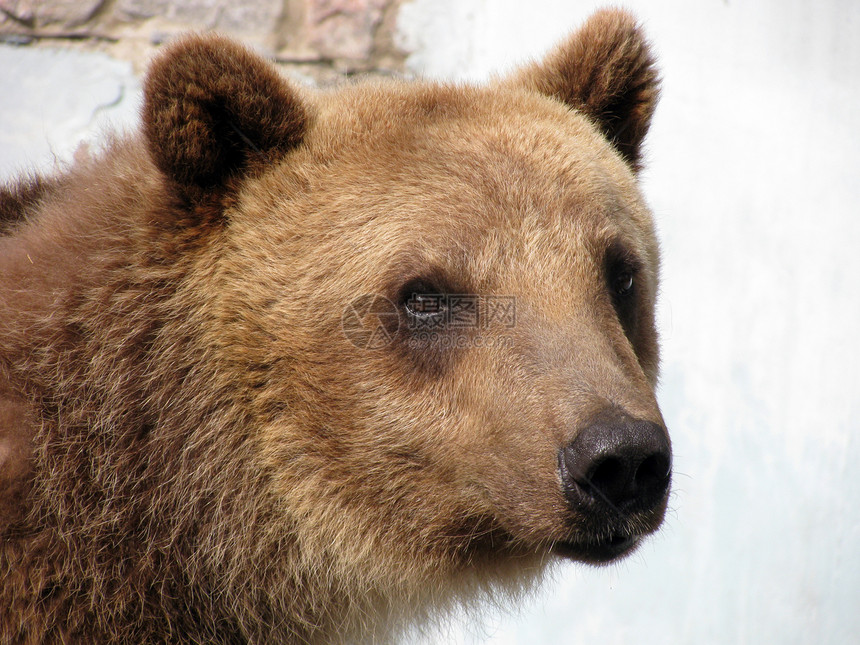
(134, 6, 667, 638)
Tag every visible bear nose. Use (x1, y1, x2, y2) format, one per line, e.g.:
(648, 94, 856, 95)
(560, 409, 671, 514)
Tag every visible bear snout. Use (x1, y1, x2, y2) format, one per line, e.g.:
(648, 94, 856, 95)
(552, 408, 671, 563)
(559, 408, 671, 516)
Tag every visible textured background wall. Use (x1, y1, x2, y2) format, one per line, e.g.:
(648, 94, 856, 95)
(0, 0, 406, 175)
(0, 0, 405, 75)
(2, 1, 859, 644)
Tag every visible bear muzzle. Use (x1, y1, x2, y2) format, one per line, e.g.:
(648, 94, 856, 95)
(554, 407, 671, 563)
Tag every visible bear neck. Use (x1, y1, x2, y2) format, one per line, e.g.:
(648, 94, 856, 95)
(0, 140, 350, 643)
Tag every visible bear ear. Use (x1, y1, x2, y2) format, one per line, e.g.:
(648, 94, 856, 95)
(509, 9, 659, 171)
(143, 34, 307, 193)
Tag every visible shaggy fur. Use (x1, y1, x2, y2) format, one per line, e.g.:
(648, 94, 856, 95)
(142, 35, 308, 194)
(509, 9, 659, 170)
(0, 9, 668, 644)
(0, 175, 57, 233)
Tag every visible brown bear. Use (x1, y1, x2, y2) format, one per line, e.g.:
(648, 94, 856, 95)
(0, 8, 671, 644)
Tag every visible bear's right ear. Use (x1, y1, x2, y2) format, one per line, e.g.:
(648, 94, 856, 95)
(143, 34, 307, 194)
(508, 9, 659, 171)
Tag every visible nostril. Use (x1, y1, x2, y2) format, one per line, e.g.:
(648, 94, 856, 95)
(634, 453, 670, 494)
(587, 456, 629, 503)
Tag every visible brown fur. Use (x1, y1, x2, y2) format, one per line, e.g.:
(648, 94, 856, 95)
(0, 10, 667, 644)
(509, 9, 659, 170)
(0, 174, 57, 234)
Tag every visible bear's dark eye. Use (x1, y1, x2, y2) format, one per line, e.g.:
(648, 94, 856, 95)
(405, 293, 446, 318)
(604, 241, 642, 343)
(613, 270, 634, 297)
(398, 278, 448, 321)
(607, 261, 638, 342)
(605, 240, 640, 305)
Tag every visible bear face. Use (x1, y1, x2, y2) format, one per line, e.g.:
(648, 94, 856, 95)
(0, 8, 670, 644)
(201, 21, 666, 575)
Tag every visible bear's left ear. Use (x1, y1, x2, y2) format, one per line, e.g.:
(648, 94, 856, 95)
(143, 34, 307, 194)
(508, 9, 659, 171)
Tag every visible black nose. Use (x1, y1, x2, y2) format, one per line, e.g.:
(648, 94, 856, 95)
(560, 409, 671, 513)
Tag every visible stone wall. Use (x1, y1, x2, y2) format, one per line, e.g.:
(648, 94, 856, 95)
(0, 0, 409, 176)
(0, 0, 407, 82)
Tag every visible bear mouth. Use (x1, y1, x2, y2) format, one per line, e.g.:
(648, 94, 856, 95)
(551, 532, 641, 564)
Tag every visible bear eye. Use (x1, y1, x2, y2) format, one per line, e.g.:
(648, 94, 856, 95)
(405, 293, 446, 318)
(399, 278, 448, 320)
(605, 240, 640, 303)
(613, 270, 634, 297)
